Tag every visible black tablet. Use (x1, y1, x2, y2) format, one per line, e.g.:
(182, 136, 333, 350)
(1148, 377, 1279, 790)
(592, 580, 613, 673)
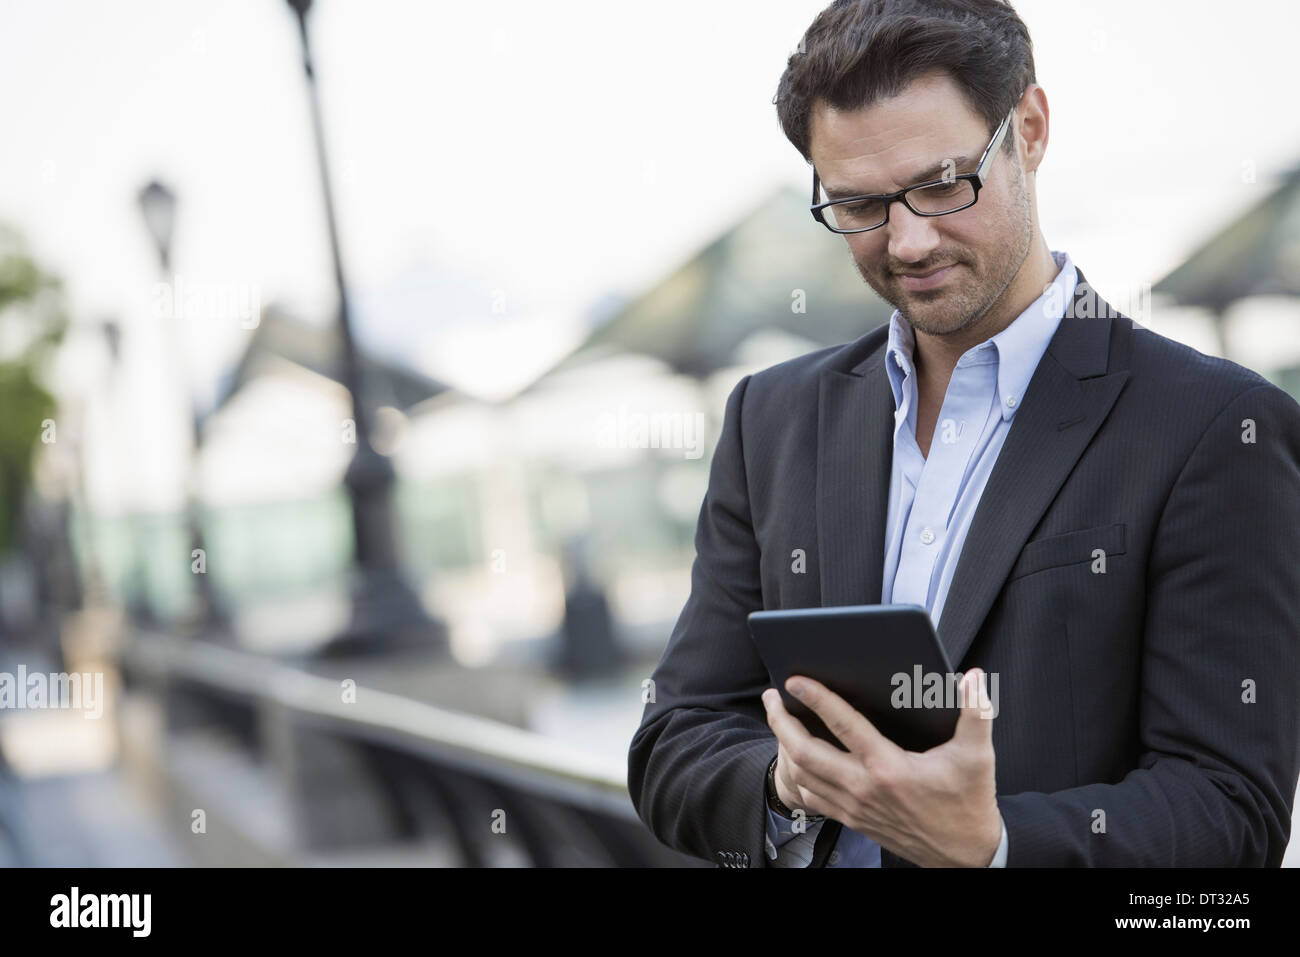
(748, 604, 960, 752)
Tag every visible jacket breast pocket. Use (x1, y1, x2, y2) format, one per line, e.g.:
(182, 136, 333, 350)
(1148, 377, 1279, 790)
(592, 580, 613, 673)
(1007, 522, 1127, 582)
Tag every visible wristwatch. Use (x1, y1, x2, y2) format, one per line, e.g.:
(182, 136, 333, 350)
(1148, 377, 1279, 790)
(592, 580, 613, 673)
(765, 754, 825, 821)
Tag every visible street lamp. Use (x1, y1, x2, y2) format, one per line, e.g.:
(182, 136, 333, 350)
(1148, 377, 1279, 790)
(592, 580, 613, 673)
(285, 0, 448, 657)
(136, 178, 230, 639)
(137, 181, 176, 272)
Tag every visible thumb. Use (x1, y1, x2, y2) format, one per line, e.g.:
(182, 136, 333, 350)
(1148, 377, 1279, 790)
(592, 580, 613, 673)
(954, 668, 994, 743)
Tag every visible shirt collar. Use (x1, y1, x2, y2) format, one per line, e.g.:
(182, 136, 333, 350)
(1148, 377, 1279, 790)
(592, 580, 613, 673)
(885, 250, 1077, 422)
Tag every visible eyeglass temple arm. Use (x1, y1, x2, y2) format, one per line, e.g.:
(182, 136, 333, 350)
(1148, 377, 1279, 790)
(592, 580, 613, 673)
(976, 108, 1015, 183)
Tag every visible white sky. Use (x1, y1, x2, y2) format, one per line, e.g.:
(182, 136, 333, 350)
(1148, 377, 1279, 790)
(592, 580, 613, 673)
(3, 0, 1299, 506)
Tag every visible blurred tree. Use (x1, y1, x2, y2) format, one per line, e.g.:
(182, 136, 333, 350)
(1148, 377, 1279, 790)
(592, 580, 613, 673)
(0, 223, 67, 554)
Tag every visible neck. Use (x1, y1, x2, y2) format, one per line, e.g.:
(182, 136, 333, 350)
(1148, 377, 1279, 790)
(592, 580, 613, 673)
(913, 240, 1059, 386)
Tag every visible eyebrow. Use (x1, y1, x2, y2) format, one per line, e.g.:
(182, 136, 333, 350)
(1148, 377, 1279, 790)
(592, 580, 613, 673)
(823, 153, 978, 199)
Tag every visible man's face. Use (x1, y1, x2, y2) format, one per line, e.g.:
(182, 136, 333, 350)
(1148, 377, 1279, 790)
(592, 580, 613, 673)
(809, 70, 1032, 340)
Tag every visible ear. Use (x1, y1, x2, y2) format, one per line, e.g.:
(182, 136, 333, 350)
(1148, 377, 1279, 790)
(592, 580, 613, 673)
(1017, 83, 1050, 174)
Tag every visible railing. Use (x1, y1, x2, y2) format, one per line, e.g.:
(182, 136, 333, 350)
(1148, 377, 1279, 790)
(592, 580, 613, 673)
(119, 632, 704, 867)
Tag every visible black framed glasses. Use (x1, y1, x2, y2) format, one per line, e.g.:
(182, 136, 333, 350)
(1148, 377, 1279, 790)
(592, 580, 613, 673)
(810, 105, 1016, 234)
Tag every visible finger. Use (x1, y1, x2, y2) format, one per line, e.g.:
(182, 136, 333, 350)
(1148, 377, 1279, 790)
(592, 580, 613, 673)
(763, 686, 820, 748)
(764, 687, 860, 780)
(792, 777, 859, 825)
(787, 675, 895, 760)
(953, 668, 995, 745)
(781, 751, 862, 822)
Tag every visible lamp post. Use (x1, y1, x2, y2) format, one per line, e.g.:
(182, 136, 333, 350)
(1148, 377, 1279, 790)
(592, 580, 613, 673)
(104, 312, 156, 627)
(137, 178, 230, 639)
(285, 0, 448, 657)
(137, 181, 176, 271)
(68, 319, 122, 612)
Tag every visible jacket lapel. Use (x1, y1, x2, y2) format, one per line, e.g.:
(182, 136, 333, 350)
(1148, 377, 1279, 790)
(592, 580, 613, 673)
(817, 349, 895, 610)
(935, 272, 1129, 667)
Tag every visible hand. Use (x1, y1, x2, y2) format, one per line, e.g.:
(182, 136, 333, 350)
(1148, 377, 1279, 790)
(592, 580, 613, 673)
(761, 668, 1002, 867)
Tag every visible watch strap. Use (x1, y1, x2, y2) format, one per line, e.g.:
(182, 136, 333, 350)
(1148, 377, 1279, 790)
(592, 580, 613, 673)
(766, 754, 825, 821)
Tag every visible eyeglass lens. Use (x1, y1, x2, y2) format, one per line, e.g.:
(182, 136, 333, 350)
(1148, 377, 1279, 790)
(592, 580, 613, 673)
(818, 178, 976, 231)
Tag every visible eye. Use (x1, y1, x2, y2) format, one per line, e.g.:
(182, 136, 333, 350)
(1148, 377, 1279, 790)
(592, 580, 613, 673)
(842, 198, 883, 214)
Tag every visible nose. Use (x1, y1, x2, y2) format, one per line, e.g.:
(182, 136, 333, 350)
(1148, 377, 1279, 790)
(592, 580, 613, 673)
(886, 201, 943, 269)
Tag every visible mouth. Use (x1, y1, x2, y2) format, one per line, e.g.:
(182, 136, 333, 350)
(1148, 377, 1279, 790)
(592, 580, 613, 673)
(897, 263, 957, 292)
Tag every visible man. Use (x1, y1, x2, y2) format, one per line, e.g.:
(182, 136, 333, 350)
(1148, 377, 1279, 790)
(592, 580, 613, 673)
(626, 0, 1300, 867)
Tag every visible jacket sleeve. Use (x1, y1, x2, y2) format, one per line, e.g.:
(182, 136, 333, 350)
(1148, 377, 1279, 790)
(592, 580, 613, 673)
(626, 373, 779, 867)
(998, 382, 1300, 865)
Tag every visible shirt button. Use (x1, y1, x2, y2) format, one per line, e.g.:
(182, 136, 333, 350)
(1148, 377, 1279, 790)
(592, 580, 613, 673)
(920, 527, 935, 545)
(1005, 394, 1017, 407)
(828, 850, 841, 865)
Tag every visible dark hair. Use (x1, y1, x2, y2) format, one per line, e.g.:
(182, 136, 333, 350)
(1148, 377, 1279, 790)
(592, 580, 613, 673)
(774, 0, 1035, 163)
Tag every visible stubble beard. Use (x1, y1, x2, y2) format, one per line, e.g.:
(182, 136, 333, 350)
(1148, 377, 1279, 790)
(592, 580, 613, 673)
(853, 159, 1034, 341)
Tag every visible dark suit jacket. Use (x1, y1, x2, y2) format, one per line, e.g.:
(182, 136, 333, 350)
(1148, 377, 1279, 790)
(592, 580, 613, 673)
(627, 268, 1300, 867)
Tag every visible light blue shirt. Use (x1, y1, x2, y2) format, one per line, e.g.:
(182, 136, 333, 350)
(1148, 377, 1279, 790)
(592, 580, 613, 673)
(765, 250, 1078, 867)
